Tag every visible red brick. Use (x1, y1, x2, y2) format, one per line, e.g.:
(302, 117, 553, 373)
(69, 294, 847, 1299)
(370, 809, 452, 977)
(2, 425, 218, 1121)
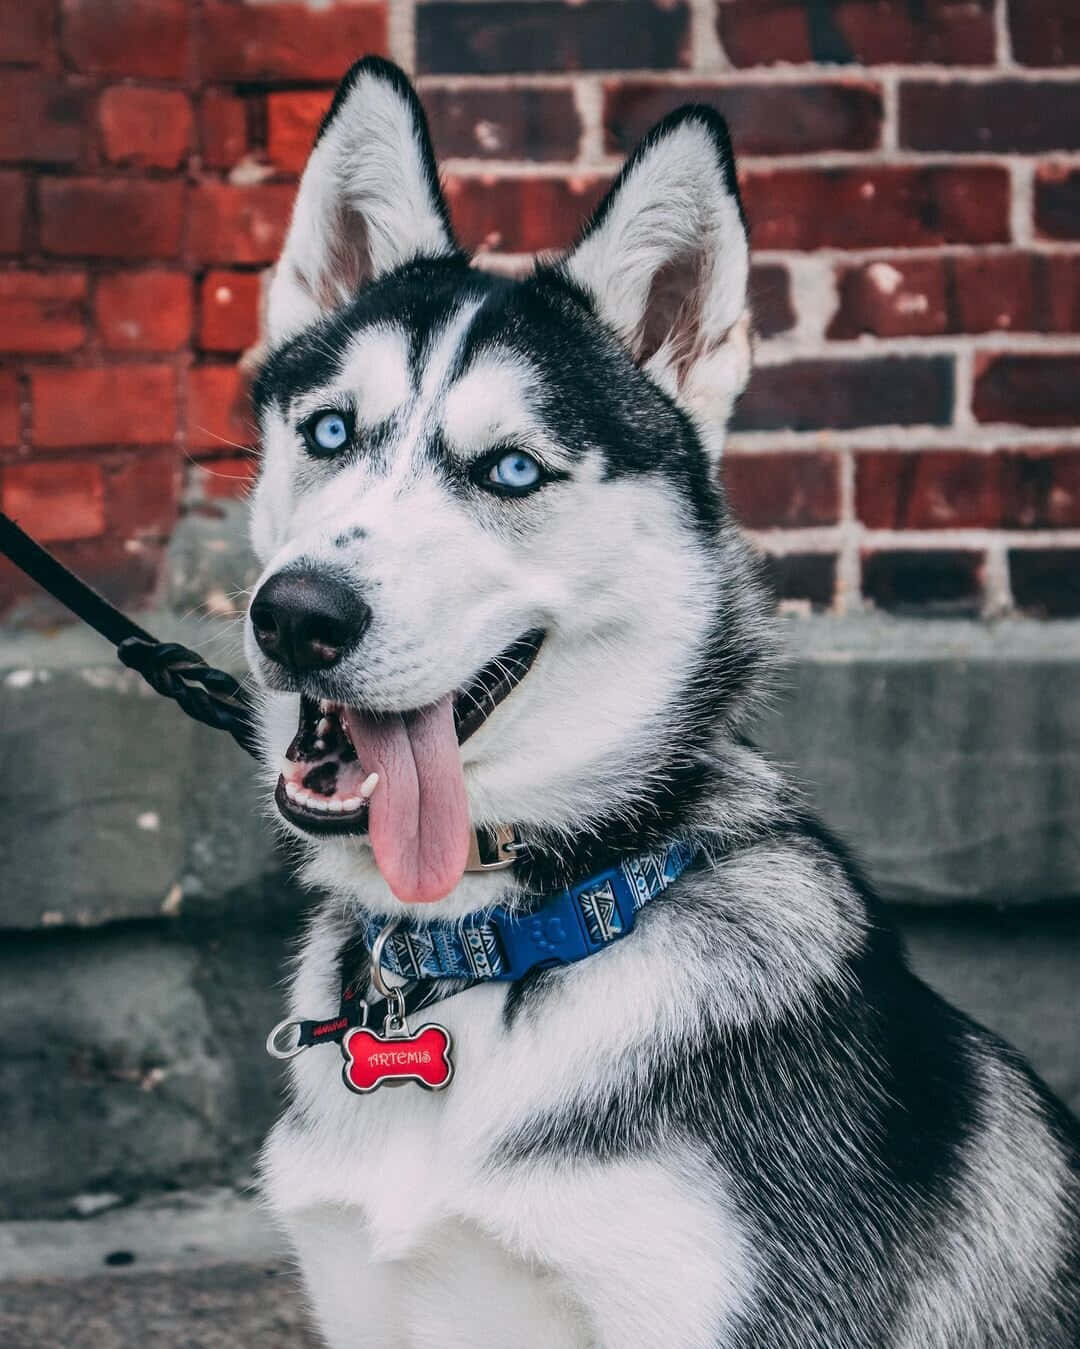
(973, 353, 1080, 427)
(950, 254, 1039, 336)
(0, 272, 86, 354)
(39, 179, 184, 259)
(200, 90, 250, 171)
(2, 460, 106, 543)
(830, 253, 1080, 339)
(443, 175, 609, 254)
(187, 182, 294, 264)
(269, 86, 587, 172)
(856, 451, 1002, 530)
(857, 447, 1080, 532)
(200, 1, 388, 81)
(605, 81, 882, 158)
(424, 86, 582, 163)
(199, 270, 261, 352)
(862, 550, 984, 616)
(1010, 549, 1080, 616)
(0, 72, 89, 164)
(1035, 165, 1080, 241)
(195, 454, 258, 500)
(718, 0, 994, 67)
(266, 90, 332, 175)
(732, 357, 954, 433)
(741, 166, 1010, 252)
(1008, 0, 1080, 66)
(725, 451, 841, 528)
(900, 80, 1080, 154)
(186, 365, 255, 454)
(95, 271, 192, 351)
(99, 87, 192, 169)
(829, 259, 948, 340)
(103, 450, 180, 539)
(31, 365, 177, 447)
(1001, 449, 1080, 529)
(0, 174, 27, 253)
(61, 0, 190, 79)
(0, 371, 20, 446)
(267, 85, 583, 175)
(749, 264, 796, 339)
(418, 1, 690, 75)
(1039, 257, 1080, 332)
(762, 553, 837, 611)
(0, 0, 54, 64)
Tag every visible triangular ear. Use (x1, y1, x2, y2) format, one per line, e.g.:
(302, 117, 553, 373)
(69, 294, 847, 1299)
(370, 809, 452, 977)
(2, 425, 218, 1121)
(267, 57, 457, 342)
(561, 108, 751, 449)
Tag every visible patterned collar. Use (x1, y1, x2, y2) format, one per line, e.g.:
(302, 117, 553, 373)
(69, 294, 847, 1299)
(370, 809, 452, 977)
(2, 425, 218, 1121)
(362, 840, 700, 984)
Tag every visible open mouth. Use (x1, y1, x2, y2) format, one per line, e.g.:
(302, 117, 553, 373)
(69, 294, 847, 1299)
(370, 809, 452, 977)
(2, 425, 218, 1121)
(274, 628, 545, 838)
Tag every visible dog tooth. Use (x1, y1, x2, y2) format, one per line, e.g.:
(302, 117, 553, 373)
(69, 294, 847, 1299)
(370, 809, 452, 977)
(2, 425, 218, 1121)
(328, 799, 345, 813)
(316, 718, 332, 738)
(359, 772, 379, 800)
(284, 781, 299, 800)
(341, 797, 362, 812)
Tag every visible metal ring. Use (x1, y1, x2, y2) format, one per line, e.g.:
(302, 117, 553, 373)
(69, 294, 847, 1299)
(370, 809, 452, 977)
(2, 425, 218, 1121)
(265, 1019, 304, 1060)
(369, 917, 401, 999)
(384, 986, 407, 1033)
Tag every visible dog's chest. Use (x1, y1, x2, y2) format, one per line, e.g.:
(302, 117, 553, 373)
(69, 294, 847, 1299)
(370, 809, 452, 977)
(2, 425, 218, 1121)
(272, 972, 541, 1247)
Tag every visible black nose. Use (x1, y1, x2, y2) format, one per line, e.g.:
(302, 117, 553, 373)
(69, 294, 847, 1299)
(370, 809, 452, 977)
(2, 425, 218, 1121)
(250, 570, 371, 674)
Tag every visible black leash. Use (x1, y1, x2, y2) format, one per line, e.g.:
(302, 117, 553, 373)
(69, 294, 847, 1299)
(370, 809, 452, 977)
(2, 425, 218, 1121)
(0, 510, 259, 757)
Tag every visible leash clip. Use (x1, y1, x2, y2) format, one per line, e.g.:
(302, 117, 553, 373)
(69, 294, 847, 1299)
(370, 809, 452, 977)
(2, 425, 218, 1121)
(265, 1019, 305, 1060)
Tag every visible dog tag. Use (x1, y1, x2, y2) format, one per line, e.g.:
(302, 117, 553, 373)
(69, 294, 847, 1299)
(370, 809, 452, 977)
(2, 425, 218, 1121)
(341, 1022, 454, 1094)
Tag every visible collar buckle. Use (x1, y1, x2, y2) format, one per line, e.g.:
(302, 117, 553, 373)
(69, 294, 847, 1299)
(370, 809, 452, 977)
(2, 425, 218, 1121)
(464, 823, 522, 873)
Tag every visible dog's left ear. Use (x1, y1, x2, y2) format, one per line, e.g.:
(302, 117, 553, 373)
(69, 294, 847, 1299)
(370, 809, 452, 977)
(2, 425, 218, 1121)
(561, 107, 750, 445)
(267, 57, 456, 342)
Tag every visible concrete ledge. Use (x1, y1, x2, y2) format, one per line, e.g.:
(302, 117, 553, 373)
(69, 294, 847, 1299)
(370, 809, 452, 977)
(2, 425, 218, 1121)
(2, 615, 1078, 924)
(760, 617, 1080, 906)
(0, 617, 272, 930)
(0, 1189, 280, 1282)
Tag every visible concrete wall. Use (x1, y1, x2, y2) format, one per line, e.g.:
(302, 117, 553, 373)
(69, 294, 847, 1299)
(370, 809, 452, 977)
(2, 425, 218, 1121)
(1, 616, 1078, 1216)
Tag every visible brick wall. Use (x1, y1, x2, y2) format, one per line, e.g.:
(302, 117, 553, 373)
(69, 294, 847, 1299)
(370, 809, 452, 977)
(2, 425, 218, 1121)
(2, 0, 1080, 622)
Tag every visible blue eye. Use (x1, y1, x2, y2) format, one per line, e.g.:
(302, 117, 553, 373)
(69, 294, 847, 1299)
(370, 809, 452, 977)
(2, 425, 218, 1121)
(306, 411, 351, 456)
(487, 450, 542, 493)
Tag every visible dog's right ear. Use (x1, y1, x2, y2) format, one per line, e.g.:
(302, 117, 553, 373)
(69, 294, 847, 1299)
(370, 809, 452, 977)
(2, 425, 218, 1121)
(266, 57, 457, 342)
(561, 107, 750, 449)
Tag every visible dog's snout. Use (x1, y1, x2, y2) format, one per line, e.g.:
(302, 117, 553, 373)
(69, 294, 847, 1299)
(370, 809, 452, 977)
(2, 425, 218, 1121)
(250, 570, 371, 674)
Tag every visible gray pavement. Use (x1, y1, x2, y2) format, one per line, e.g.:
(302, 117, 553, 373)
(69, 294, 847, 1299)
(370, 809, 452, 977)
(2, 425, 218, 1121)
(0, 1189, 320, 1349)
(0, 1265, 320, 1349)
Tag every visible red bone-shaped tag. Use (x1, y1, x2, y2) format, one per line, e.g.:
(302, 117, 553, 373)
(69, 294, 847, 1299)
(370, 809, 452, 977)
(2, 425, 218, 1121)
(341, 1024, 454, 1094)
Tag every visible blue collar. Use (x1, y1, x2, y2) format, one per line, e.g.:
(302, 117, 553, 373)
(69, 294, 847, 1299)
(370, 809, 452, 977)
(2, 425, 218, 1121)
(364, 839, 699, 984)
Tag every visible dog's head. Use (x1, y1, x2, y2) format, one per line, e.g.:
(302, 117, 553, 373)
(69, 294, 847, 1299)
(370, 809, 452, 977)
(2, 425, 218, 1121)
(246, 58, 768, 910)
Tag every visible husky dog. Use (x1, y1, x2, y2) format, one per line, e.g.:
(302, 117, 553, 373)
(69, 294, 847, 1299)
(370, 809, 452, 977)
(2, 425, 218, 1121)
(246, 58, 1080, 1348)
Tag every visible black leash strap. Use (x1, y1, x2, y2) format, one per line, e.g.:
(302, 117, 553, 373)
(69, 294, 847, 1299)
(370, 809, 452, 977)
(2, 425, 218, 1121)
(0, 510, 259, 757)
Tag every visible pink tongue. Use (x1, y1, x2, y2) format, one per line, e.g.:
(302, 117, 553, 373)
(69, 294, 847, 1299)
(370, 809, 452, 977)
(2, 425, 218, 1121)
(342, 696, 471, 904)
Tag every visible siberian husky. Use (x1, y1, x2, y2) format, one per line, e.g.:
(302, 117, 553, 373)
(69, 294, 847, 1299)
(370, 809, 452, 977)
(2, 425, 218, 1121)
(246, 57, 1080, 1348)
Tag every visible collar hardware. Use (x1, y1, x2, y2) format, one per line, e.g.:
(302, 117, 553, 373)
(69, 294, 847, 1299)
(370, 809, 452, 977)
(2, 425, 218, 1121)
(464, 823, 522, 872)
(266, 840, 700, 1069)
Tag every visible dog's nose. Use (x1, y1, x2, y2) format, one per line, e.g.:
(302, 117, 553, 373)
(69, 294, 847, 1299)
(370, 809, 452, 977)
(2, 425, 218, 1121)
(250, 570, 371, 673)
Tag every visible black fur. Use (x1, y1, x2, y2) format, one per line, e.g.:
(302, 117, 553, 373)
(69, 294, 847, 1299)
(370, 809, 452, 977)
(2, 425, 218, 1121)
(498, 823, 1080, 1346)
